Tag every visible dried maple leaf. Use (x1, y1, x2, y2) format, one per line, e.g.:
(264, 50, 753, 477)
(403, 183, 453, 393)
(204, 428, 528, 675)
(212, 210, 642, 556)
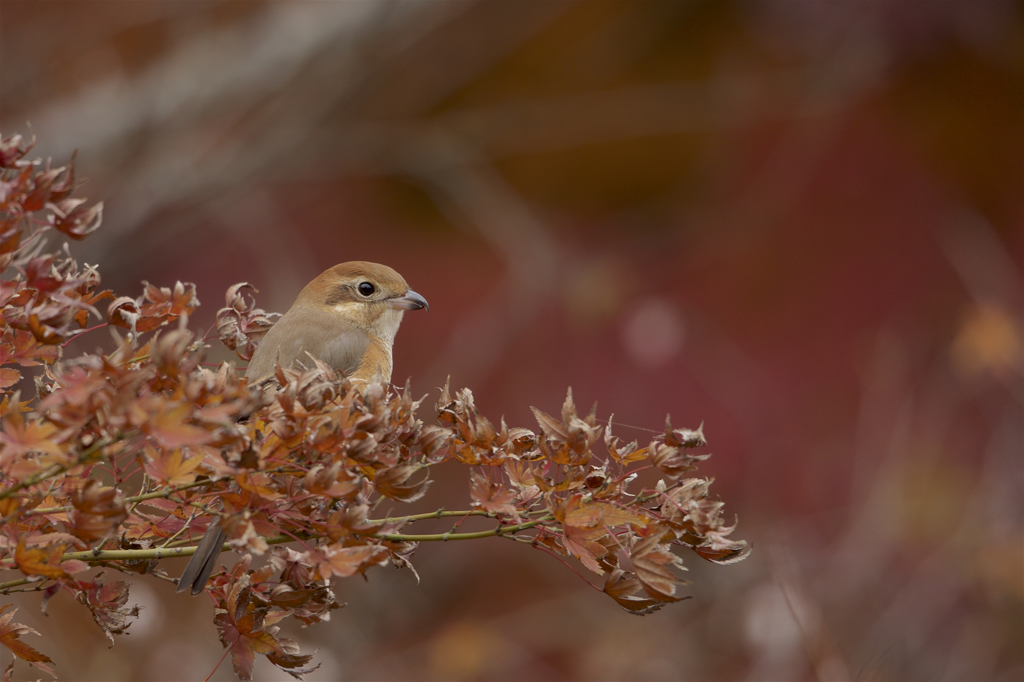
(14, 539, 87, 578)
(691, 527, 752, 565)
(0, 410, 66, 462)
(629, 534, 689, 602)
(213, 568, 317, 680)
(663, 418, 706, 448)
(469, 470, 520, 520)
(531, 406, 568, 440)
(217, 283, 277, 361)
(603, 418, 647, 463)
(374, 463, 430, 502)
(106, 296, 140, 330)
(48, 198, 102, 240)
(135, 281, 200, 332)
(603, 569, 674, 615)
(0, 605, 55, 678)
(234, 471, 284, 500)
(214, 573, 276, 680)
(646, 418, 710, 479)
(145, 402, 211, 448)
(562, 524, 609, 575)
(305, 542, 388, 581)
(0, 367, 19, 390)
(72, 577, 140, 645)
(559, 494, 602, 528)
(302, 462, 361, 499)
(142, 446, 205, 486)
(0, 132, 34, 168)
(4, 329, 60, 367)
(69, 479, 128, 542)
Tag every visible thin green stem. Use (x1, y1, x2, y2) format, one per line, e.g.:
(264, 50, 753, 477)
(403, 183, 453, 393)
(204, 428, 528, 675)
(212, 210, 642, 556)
(373, 517, 549, 542)
(371, 509, 493, 524)
(0, 435, 125, 501)
(24, 477, 214, 516)
(158, 507, 201, 549)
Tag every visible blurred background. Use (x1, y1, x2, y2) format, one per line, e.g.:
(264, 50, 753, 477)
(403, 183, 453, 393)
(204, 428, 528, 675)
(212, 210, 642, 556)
(1, 1, 1021, 680)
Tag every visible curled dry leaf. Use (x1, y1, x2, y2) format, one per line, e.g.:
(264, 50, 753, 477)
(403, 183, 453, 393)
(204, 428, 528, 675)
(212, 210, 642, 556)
(603, 569, 674, 616)
(629, 534, 689, 602)
(72, 577, 140, 646)
(217, 283, 277, 361)
(49, 198, 102, 240)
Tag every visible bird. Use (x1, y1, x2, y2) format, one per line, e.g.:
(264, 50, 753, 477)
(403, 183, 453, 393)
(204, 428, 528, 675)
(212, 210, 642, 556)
(176, 261, 428, 595)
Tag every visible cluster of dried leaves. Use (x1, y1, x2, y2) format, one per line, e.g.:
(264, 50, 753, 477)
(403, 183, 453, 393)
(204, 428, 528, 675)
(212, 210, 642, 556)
(0, 133, 749, 681)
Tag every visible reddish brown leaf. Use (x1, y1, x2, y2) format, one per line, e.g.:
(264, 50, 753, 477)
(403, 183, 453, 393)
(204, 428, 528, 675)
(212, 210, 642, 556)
(145, 403, 211, 448)
(213, 566, 317, 680)
(306, 542, 388, 580)
(530, 406, 568, 439)
(4, 329, 60, 367)
(106, 296, 140, 329)
(48, 198, 102, 240)
(629, 534, 689, 602)
(217, 283, 276, 361)
(0, 132, 34, 168)
(562, 524, 608, 575)
(0, 605, 55, 678)
(603, 569, 671, 615)
(374, 463, 430, 502)
(142, 446, 205, 486)
(562, 494, 603, 528)
(69, 480, 128, 542)
(468, 470, 520, 520)
(14, 540, 76, 579)
(0, 367, 20, 389)
(302, 462, 361, 499)
(73, 578, 139, 645)
(0, 411, 66, 461)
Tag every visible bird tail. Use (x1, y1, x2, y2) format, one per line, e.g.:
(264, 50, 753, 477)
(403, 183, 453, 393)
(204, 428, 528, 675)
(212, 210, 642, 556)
(176, 522, 226, 595)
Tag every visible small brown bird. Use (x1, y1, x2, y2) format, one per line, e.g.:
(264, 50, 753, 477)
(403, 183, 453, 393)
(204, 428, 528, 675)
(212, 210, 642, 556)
(176, 261, 427, 595)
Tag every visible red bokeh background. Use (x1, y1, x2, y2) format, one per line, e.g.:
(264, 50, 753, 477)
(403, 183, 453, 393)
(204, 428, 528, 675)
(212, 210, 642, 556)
(2, 2, 1021, 680)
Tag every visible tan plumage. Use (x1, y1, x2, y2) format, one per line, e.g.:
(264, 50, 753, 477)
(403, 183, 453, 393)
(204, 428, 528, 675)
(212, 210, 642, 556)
(245, 261, 427, 388)
(176, 261, 427, 595)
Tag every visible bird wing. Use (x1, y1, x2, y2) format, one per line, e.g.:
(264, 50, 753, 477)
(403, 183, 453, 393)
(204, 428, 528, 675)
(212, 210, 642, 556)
(244, 305, 371, 386)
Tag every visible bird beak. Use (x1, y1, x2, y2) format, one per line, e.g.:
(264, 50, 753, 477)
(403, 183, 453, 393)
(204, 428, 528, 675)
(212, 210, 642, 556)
(389, 289, 429, 311)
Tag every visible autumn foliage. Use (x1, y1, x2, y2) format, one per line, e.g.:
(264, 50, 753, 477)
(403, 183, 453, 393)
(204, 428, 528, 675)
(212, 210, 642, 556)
(0, 133, 749, 680)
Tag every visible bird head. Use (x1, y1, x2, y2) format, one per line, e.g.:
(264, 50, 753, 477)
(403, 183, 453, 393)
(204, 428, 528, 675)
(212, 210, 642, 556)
(299, 261, 428, 346)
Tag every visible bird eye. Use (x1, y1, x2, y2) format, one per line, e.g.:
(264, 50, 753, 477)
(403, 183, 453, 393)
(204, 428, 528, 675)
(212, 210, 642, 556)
(357, 282, 375, 297)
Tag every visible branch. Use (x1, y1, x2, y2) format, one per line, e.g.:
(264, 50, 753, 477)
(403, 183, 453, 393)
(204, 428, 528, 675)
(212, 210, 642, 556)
(373, 517, 549, 542)
(371, 509, 495, 524)
(44, 517, 552, 568)
(0, 577, 43, 592)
